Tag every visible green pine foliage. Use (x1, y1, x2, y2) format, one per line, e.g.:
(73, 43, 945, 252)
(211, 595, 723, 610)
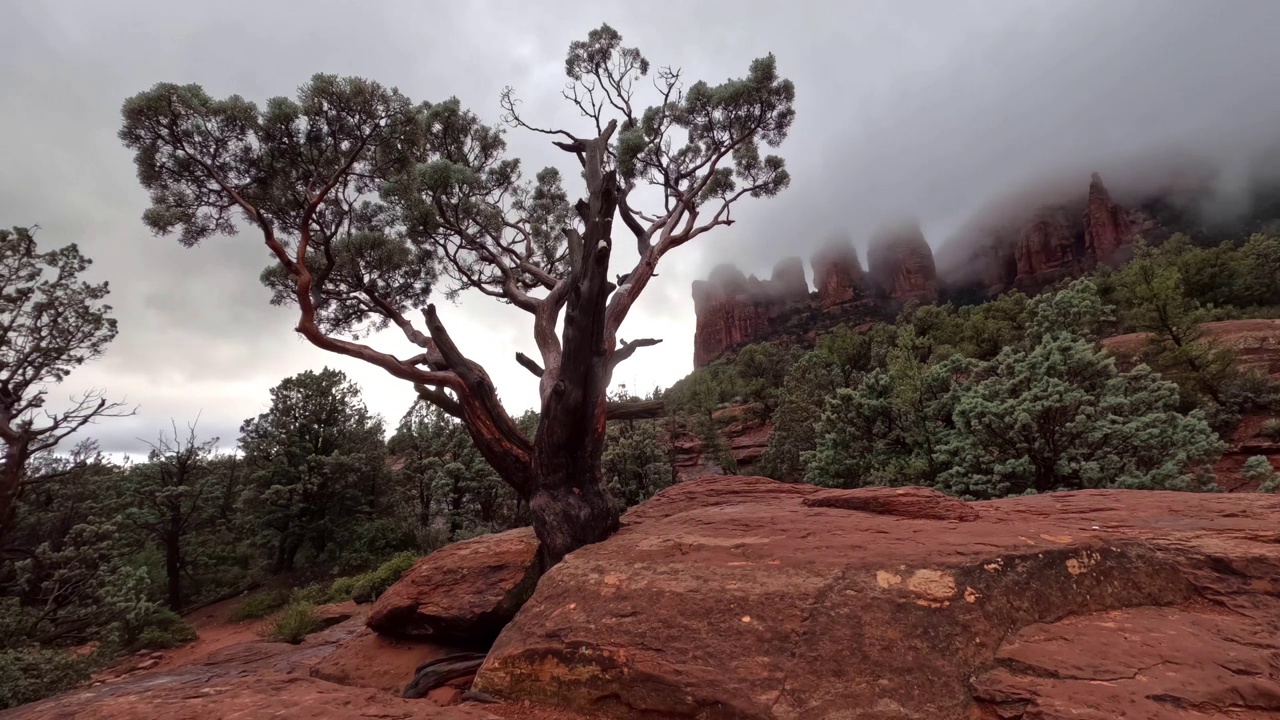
(239, 368, 392, 574)
(806, 279, 1226, 496)
(1242, 456, 1280, 492)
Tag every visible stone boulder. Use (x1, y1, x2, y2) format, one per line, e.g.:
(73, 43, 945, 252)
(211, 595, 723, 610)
(473, 475, 1280, 719)
(367, 527, 540, 643)
(310, 626, 456, 694)
(972, 605, 1280, 719)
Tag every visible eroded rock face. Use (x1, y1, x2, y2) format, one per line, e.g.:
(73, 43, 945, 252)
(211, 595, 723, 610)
(972, 606, 1280, 719)
(812, 239, 865, 306)
(939, 171, 1146, 296)
(692, 265, 778, 369)
(1013, 207, 1083, 289)
(1083, 172, 1135, 265)
(474, 476, 1280, 719)
(867, 221, 938, 302)
(367, 527, 540, 643)
(769, 257, 809, 305)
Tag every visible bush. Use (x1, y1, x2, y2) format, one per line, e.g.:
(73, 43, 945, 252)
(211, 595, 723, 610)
(0, 647, 98, 709)
(260, 602, 323, 644)
(131, 608, 197, 651)
(288, 583, 332, 606)
(229, 589, 290, 621)
(327, 519, 419, 576)
(1243, 455, 1280, 492)
(349, 552, 418, 603)
(326, 576, 358, 602)
(1261, 419, 1280, 442)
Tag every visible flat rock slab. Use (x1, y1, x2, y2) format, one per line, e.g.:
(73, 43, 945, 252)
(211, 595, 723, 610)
(974, 604, 1280, 719)
(310, 626, 459, 694)
(368, 527, 540, 643)
(1, 666, 498, 720)
(474, 476, 1280, 719)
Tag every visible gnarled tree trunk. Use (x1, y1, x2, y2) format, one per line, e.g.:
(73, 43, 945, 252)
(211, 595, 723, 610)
(528, 136, 621, 567)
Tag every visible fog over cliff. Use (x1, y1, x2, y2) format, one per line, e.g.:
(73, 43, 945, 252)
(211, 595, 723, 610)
(1, 0, 1278, 454)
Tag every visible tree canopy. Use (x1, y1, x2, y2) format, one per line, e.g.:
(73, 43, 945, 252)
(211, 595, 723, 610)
(119, 24, 796, 563)
(0, 227, 129, 535)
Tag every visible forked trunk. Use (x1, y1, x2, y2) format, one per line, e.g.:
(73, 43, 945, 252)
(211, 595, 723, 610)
(527, 448, 619, 568)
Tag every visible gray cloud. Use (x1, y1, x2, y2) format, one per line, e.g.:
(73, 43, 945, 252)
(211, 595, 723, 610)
(2, 0, 1278, 454)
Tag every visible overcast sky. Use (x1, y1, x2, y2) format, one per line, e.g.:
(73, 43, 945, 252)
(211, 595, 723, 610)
(3, 0, 1278, 456)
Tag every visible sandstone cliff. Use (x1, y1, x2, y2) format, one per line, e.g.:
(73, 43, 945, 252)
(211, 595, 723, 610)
(692, 172, 1175, 368)
(812, 236, 865, 306)
(867, 220, 938, 302)
(691, 228, 928, 368)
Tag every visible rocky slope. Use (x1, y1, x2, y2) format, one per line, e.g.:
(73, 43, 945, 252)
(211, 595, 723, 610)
(676, 319, 1280, 484)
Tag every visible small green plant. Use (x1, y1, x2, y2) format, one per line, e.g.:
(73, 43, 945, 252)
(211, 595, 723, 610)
(327, 576, 358, 602)
(1260, 419, 1280, 442)
(131, 609, 197, 651)
(1243, 455, 1280, 492)
(229, 589, 290, 621)
(260, 602, 324, 644)
(0, 647, 98, 710)
(349, 551, 419, 603)
(288, 583, 331, 606)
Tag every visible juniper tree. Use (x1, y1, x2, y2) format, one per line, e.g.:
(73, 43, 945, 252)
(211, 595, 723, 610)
(941, 280, 1224, 498)
(0, 228, 130, 536)
(1111, 240, 1235, 406)
(118, 421, 221, 610)
(119, 24, 795, 564)
(238, 368, 388, 573)
(388, 399, 522, 544)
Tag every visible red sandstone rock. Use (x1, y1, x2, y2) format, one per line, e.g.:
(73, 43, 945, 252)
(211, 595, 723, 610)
(972, 605, 1280, 719)
(367, 527, 540, 642)
(1104, 318, 1280, 378)
(5, 616, 498, 720)
(691, 265, 778, 368)
(768, 257, 809, 305)
(2, 670, 499, 720)
(938, 171, 1148, 296)
(427, 686, 465, 706)
(802, 485, 980, 521)
(1012, 207, 1082, 288)
(812, 238, 865, 306)
(475, 475, 1280, 719)
(1082, 172, 1135, 264)
(867, 220, 938, 302)
(309, 626, 454, 694)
